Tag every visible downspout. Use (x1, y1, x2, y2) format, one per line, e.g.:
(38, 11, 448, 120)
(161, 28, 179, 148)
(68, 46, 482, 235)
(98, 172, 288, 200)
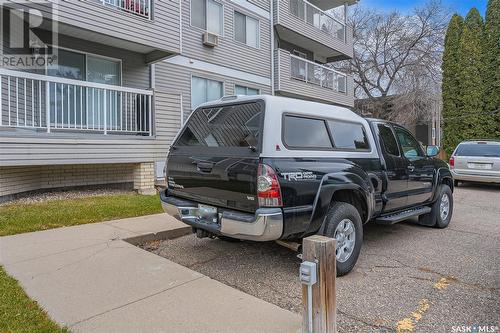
(179, 0, 183, 54)
(270, 0, 275, 95)
(150, 63, 156, 90)
(150, 63, 156, 138)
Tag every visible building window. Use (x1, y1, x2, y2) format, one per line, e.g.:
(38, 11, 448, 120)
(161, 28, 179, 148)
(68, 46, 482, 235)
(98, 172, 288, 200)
(191, 0, 223, 35)
(47, 49, 121, 85)
(235, 85, 259, 95)
(47, 49, 85, 81)
(234, 11, 259, 48)
(87, 56, 121, 86)
(191, 76, 224, 109)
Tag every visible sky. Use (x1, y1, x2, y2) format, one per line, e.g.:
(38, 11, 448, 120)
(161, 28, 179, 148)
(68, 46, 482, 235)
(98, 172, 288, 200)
(359, 0, 488, 17)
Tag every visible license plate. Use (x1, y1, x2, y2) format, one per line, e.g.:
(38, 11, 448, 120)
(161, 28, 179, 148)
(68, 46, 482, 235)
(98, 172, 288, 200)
(198, 204, 218, 223)
(468, 163, 492, 170)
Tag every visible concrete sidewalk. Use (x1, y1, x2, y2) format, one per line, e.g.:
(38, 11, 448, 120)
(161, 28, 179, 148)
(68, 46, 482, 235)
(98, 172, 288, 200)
(0, 214, 301, 333)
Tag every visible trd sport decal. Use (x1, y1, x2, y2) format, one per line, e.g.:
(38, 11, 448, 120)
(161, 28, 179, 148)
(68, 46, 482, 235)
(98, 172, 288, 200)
(281, 172, 317, 181)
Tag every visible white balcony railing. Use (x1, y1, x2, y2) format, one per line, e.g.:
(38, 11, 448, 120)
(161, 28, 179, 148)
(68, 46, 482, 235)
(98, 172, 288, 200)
(289, 0, 346, 42)
(0, 69, 153, 136)
(290, 54, 347, 93)
(103, 0, 151, 19)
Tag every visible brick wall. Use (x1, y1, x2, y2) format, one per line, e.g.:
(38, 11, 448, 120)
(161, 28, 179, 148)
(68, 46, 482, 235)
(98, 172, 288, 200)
(133, 162, 156, 195)
(39, 164, 135, 189)
(0, 163, 155, 199)
(0, 166, 42, 197)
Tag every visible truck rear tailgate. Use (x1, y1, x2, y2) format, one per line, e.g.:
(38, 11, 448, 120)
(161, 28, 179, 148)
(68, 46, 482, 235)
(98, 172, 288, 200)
(166, 100, 265, 213)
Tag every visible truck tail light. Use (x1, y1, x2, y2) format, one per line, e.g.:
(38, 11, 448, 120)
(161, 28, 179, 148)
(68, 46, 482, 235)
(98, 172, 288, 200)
(257, 163, 282, 207)
(449, 156, 455, 168)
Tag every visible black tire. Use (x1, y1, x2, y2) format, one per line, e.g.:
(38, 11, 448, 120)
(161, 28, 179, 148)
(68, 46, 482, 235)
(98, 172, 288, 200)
(418, 184, 453, 228)
(454, 180, 460, 187)
(321, 202, 363, 276)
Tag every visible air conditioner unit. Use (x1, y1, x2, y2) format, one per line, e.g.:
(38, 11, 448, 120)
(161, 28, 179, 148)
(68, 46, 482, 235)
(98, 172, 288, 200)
(202, 32, 219, 47)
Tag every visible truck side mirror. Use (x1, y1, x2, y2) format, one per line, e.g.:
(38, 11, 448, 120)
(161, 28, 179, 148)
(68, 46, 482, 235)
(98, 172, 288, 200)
(426, 145, 440, 157)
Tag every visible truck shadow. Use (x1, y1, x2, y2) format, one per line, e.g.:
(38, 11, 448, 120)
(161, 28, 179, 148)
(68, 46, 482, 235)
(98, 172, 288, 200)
(147, 219, 423, 314)
(456, 182, 500, 190)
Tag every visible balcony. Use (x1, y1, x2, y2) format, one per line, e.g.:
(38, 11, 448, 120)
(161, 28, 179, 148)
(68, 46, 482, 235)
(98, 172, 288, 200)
(0, 69, 153, 136)
(274, 49, 354, 107)
(274, 0, 353, 61)
(307, 0, 358, 11)
(3, 0, 180, 63)
(102, 0, 152, 19)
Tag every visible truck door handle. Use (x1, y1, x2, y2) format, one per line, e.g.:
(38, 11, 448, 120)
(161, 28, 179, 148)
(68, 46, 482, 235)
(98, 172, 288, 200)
(407, 165, 415, 172)
(197, 162, 214, 173)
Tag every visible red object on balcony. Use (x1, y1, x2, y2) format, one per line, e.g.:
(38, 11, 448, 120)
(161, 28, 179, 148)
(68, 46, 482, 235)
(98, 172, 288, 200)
(123, 0, 148, 15)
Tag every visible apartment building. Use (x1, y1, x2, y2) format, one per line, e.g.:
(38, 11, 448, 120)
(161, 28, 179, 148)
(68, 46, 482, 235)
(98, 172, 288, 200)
(0, 0, 355, 201)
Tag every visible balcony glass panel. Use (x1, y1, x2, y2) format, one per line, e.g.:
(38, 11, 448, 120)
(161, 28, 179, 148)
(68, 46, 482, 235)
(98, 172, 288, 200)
(289, 54, 348, 94)
(291, 57, 307, 81)
(306, 63, 321, 86)
(288, 0, 346, 43)
(290, 0, 305, 19)
(337, 74, 347, 93)
(323, 70, 334, 89)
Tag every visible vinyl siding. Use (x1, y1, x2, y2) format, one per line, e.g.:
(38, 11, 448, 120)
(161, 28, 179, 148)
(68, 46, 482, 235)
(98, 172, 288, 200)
(274, 49, 354, 107)
(155, 61, 272, 121)
(248, 0, 271, 11)
(0, 92, 182, 166)
(4, 0, 180, 55)
(181, 0, 271, 78)
(55, 0, 181, 54)
(274, 0, 353, 59)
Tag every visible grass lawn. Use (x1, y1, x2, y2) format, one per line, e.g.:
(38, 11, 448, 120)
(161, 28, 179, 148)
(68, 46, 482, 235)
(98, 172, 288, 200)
(0, 193, 162, 237)
(0, 267, 69, 333)
(0, 193, 162, 332)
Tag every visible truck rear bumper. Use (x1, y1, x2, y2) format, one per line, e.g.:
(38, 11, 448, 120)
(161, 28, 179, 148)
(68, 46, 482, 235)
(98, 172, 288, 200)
(160, 190, 283, 241)
(451, 170, 500, 183)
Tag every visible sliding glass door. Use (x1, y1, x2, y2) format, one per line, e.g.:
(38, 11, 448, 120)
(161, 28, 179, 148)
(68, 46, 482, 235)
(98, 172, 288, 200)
(87, 56, 121, 130)
(47, 49, 86, 128)
(47, 49, 121, 131)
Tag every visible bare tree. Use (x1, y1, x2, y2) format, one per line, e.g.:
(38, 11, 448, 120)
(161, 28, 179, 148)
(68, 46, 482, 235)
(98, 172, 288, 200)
(338, 1, 450, 123)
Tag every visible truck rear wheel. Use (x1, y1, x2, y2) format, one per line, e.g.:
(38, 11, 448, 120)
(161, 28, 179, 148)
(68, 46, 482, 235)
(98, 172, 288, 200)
(321, 202, 363, 276)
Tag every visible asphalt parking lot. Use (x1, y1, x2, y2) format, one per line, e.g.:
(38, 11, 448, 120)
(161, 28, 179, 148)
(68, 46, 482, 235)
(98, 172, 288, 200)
(145, 183, 500, 333)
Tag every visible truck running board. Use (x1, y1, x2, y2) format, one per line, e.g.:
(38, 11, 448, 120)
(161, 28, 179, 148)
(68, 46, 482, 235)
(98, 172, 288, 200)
(375, 206, 432, 225)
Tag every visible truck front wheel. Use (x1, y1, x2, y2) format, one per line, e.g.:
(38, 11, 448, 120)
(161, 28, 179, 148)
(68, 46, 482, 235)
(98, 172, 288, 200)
(321, 202, 363, 276)
(418, 184, 453, 228)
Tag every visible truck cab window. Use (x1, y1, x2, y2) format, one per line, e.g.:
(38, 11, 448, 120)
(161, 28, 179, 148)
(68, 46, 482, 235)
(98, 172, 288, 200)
(377, 124, 399, 156)
(394, 127, 424, 159)
(328, 121, 370, 150)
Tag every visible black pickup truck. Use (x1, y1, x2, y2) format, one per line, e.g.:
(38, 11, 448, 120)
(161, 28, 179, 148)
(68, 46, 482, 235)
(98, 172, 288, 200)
(161, 95, 454, 275)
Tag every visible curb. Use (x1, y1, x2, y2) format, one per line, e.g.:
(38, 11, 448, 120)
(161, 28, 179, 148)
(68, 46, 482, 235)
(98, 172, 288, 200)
(123, 226, 192, 245)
